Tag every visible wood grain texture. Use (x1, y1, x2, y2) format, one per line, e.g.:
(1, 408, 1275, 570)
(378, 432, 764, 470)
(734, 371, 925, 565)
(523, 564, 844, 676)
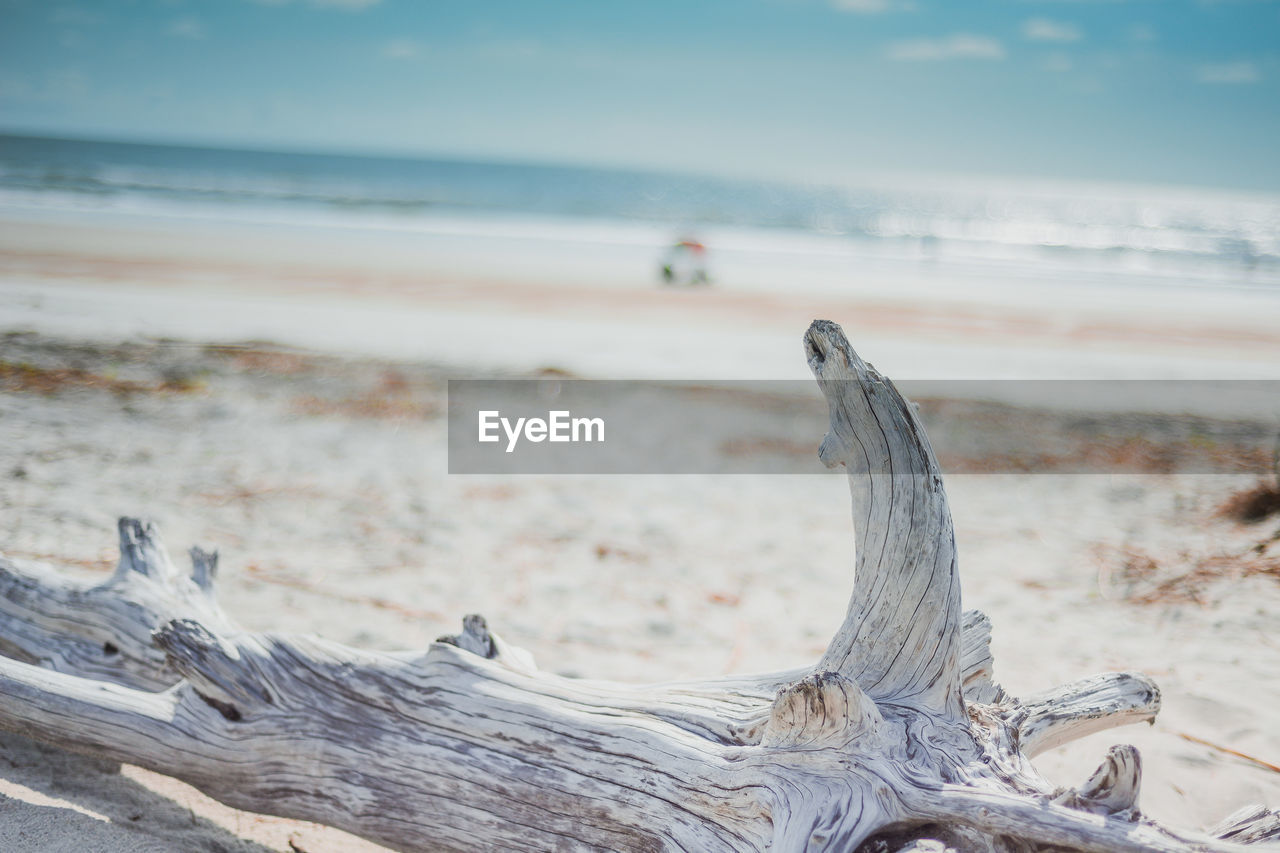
(806, 320, 962, 720)
(0, 319, 1272, 852)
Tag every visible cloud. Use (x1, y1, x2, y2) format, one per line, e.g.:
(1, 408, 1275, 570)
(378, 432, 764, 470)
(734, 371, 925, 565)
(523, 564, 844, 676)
(168, 17, 206, 39)
(830, 0, 915, 13)
(0, 69, 89, 104)
(886, 34, 1005, 62)
(1196, 61, 1260, 84)
(249, 0, 382, 9)
(0, 75, 32, 99)
(1041, 52, 1073, 73)
(51, 7, 101, 27)
(382, 38, 420, 60)
(472, 39, 543, 62)
(1129, 24, 1156, 43)
(1022, 18, 1081, 42)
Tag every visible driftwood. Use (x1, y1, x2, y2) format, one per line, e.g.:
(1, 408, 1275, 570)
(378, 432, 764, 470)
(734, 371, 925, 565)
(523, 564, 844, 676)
(0, 319, 1276, 852)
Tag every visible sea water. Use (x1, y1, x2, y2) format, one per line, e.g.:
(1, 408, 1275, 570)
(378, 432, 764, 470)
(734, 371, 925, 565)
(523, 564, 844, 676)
(2, 132, 1278, 295)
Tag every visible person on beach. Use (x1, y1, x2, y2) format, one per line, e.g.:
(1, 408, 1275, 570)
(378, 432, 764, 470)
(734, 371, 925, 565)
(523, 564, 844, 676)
(660, 237, 710, 286)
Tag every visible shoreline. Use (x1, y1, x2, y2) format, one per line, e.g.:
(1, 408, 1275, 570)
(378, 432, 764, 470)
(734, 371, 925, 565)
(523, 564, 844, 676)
(3, 208, 1280, 383)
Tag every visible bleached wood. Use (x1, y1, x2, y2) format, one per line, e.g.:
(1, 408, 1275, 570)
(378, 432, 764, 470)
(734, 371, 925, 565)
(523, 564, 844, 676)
(1213, 806, 1280, 845)
(958, 608, 1005, 704)
(806, 319, 963, 719)
(1052, 744, 1143, 817)
(1017, 671, 1162, 757)
(0, 319, 1272, 852)
(0, 518, 230, 690)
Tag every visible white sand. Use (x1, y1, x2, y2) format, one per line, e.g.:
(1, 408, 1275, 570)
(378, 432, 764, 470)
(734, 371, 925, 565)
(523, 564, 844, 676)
(1, 208, 1279, 851)
(2, 209, 1280, 381)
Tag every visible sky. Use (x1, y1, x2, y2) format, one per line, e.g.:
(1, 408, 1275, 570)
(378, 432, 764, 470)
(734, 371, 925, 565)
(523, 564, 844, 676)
(1, 0, 1278, 191)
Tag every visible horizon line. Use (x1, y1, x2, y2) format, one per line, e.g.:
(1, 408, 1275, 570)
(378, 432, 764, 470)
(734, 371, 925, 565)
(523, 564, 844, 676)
(2, 125, 1278, 202)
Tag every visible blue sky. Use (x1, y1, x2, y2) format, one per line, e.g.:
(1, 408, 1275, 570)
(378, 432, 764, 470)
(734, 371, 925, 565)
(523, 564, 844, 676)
(1, 0, 1278, 190)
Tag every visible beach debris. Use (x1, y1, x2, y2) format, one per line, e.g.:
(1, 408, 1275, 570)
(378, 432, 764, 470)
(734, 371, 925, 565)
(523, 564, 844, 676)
(1101, 542, 1279, 606)
(1212, 804, 1280, 844)
(0, 321, 1275, 851)
(1218, 481, 1280, 524)
(1177, 732, 1280, 777)
(0, 360, 167, 396)
(1217, 435, 1280, 524)
(292, 368, 438, 420)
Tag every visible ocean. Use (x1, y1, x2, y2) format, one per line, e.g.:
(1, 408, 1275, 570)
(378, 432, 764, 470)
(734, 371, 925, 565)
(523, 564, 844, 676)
(2, 132, 1278, 294)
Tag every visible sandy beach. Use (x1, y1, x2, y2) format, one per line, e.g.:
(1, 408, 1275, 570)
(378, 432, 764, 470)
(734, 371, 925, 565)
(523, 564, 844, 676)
(3, 206, 1280, 382)
(6, 0, 1280, 845)
(1, 202, 1279, 851)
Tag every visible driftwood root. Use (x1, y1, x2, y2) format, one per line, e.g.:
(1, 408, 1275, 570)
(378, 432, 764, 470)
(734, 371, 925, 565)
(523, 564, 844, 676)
(0, 319, 1274, 852)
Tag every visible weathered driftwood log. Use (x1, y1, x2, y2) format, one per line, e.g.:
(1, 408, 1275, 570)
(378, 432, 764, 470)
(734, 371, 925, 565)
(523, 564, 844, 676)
(0, 319, 1275, 852)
